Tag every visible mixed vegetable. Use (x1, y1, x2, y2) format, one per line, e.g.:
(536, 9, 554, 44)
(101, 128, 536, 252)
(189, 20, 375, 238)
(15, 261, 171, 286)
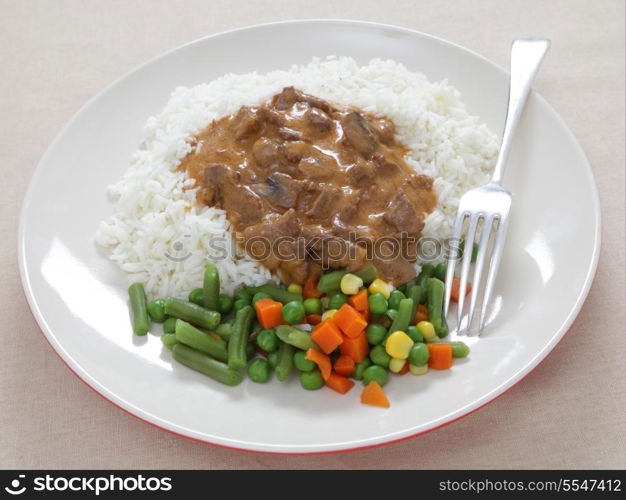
(128, 262, 472, 408)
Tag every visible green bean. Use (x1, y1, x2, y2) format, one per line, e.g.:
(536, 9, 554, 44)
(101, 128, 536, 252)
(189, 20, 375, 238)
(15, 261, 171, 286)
(281, 301, 305, 324)
(406, 285, 424, 320)
(353, 358, 372, 380)
(128, 282, 149, 335)
(248, 358, 271, 382)
(300, 369, 324, 390)
(303, 298, 322, 315)
(275, 341, 295, 381)
(233, 298, 250, 312)
(227, 305, 254, 370)
(218, 294, 233, 315)
(438, 315, 449, 338)
(163, 297, 221, 330)
(163, 317, 177, 334)
(233, 288, 252, 302)
(172, 343, 243, 386)
(161, 333, 177, 349)
(459, 240, 478, 263)
(215, 322, 232, 339)
(408, 343, 429, 366)
(328, 292, 348, 310)
(366, 323, 387, 345)
(188, 288, 204, 306)
(175, 319, 228, 362)
(368, 293, 388, 315)
(388, 290, 406, 311)
(389, 298, 414, 334)
(406, 325, 423, 343)
(147, 298, 167, 323)
(252, 292, 271, 305)
(293, 351, 315, 372)
(426, 278, 445, 336)
(267, 351, 279, 369)
(256, 328, 279, 353)
(316, 270, 346, 294)
(275, 325, 317, 350)
(362, 365, 388, 387)
(369, 345, 391, 368)
(416, 264, 435, 291)
(246, 284, 302, 304)
(203, 264, 220, 312)
(386, 309, 399, 322)
(355, 265, 377, 284)
(433, 262, 447, 281)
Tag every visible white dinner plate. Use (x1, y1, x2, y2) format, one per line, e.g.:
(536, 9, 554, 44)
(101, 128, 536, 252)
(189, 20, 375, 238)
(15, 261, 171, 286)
(18, 20, 600, 454)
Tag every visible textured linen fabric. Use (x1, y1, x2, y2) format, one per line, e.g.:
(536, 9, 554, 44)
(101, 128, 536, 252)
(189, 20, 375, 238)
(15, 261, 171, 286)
(0, 0, 623, 469)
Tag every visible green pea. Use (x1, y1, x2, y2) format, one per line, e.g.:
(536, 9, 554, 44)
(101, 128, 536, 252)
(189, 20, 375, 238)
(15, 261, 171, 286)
(248, 358, 271, 383)
(406, 325, 424, 343)
(246, 341, 256, 359)
(267, 351, 279, 369)
(293, 351, 315, 372)
(386, 309, 399, 322)
(328, 293, 348, 310)
(362, 365, 389, 387)
(408, 343, 429, 366)
(163, 316, 177, 334)
(353, 358, 372, 380)
(188, 288, 205, 307)
(388, 290, 406, 310)
(303, 298, 322, 315)
(252, 291, 271, 305)
(369, 345, 391, 368)
(256, 328, 279, 353)
(366, 324, 387, 345)
(433, 262, 447, 281)
(218, 294, 233, 315)
(300, 369, 324, 390)
(281, 300, 305, 324)
(147, 299, 167, 323)
(233, 298, 250, 312)
(233, 288, 252, 302)
(368, 293, 388, 315)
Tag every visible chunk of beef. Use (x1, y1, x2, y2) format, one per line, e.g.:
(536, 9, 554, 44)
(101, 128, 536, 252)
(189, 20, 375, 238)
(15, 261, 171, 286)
(306, 185, 340, 220)
(370, 118, 395, 145)
(341, 112, 378, 158)
(346, 159, 374, 185)
(305, 107, 333, 133)
(252, 137, 292, 170)
(383, 189, 423, 234)
(232, 106, 262, 140)
(203, 163, 263, 225)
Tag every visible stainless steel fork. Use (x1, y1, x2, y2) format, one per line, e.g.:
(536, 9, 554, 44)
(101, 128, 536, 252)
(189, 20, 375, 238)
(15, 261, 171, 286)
(444, 38, 550, 334)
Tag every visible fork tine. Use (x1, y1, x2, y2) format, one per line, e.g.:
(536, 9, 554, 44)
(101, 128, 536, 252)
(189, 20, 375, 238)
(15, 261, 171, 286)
(456, 215, 479, 331)
(466, 215, 495, 332)
(478, 216, 510, 333)
(444, 211, 466, 316)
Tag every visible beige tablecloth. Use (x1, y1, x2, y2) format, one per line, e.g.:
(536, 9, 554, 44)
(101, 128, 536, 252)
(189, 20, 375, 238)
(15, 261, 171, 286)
(1, 0, 624, 469)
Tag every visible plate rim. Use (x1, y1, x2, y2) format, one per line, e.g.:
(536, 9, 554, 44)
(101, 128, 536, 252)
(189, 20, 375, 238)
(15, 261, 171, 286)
(17, 18, 602, 454)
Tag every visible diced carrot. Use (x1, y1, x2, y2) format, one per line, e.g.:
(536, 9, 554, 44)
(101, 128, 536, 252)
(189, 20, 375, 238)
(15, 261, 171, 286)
(310, 319, 344, 354)
(305, 348, 331, 380)
(254, 298, 284, 329)
(348, 289, 369, 312)
(333, 304, 368, 338)
(414, 304, 429, 324)
(339, 331, 369, 363)
(427, 343, 453, 370)
(333, 354, 356, 377)
(325, 374, 355, 394)
(306, 314, 322, 325)
(450, 277, 472, 303)
(361, 381, 390, 408)
(398, 361, 410, 375)
(303, 278, 322, 299)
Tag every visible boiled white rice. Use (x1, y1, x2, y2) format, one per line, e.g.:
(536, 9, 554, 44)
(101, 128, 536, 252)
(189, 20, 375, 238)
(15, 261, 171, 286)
(95, 56, 498, 298)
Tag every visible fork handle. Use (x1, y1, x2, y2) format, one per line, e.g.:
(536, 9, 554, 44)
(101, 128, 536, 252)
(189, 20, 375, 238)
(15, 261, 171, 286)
(491, 38, 550, 185)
